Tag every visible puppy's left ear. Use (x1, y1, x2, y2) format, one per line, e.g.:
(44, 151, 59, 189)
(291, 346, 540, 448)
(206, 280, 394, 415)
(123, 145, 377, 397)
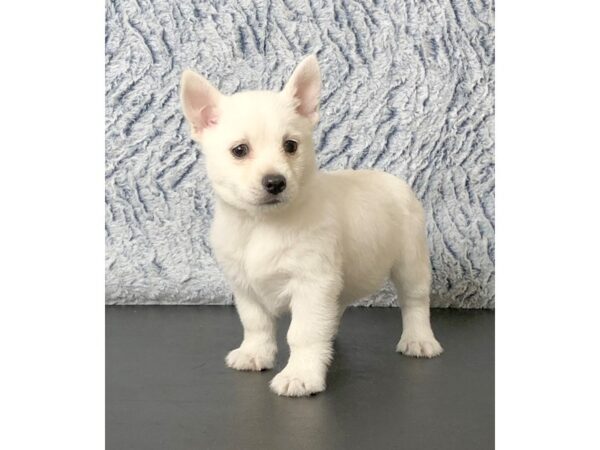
(283, 55, 321, 124)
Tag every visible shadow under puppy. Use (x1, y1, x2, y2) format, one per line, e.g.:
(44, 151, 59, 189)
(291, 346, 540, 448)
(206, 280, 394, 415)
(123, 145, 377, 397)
(180, 55, 443, 397)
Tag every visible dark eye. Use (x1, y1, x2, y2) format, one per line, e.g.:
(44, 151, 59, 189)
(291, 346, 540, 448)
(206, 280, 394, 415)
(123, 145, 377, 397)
(283, 140, 298, 154)
(231, 144, 249, 158)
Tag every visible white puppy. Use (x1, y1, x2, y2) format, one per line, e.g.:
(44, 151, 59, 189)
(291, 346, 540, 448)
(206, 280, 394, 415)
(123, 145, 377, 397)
(180, 55, 443, 397)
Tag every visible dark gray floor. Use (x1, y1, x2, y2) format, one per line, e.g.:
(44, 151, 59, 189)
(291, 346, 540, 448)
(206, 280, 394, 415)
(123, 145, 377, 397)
(106, 306, 494, 450)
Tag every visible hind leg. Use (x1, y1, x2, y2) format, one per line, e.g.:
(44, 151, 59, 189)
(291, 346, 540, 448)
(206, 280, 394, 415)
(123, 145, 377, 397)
(391, 222, 443, 358)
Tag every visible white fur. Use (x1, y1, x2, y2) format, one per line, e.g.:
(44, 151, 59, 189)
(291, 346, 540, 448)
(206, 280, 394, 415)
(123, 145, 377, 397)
(181, 55, 442, 397)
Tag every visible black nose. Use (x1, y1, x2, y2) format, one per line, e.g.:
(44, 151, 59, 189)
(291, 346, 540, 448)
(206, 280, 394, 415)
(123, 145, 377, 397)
(262, 174, 287, 195)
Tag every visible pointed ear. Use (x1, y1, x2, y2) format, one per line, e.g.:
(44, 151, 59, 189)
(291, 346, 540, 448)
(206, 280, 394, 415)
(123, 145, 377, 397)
(282, 55, 321, 124)
(180, 69, 221, 136)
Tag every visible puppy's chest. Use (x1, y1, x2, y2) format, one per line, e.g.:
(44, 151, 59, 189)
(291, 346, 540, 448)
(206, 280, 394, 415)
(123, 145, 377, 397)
(213, 224, 298, 300)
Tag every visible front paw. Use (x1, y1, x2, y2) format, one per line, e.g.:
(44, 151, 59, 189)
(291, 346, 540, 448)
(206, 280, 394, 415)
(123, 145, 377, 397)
(225, 346, 275, 371)
(396, 335, 443, 358)
(270, 366, 326, 397)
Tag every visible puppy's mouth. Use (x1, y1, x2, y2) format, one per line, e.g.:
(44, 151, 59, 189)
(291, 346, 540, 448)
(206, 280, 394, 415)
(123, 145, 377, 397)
(259, 198, 282, 206)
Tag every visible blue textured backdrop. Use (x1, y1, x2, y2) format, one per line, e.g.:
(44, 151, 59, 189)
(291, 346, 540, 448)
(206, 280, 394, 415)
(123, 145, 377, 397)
(105, 0, 495, 308)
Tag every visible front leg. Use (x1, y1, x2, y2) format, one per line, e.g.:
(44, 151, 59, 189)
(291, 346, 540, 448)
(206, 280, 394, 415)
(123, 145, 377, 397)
(226, 290, 277, 371)
(270, 280, 342, 397)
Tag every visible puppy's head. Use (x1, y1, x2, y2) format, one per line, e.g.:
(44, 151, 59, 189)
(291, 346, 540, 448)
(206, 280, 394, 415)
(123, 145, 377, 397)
(180, 55, 321, 213)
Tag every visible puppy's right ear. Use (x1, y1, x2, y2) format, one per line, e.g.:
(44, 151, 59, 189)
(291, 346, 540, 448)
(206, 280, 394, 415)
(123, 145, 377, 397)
(180, 69, 221, 136)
